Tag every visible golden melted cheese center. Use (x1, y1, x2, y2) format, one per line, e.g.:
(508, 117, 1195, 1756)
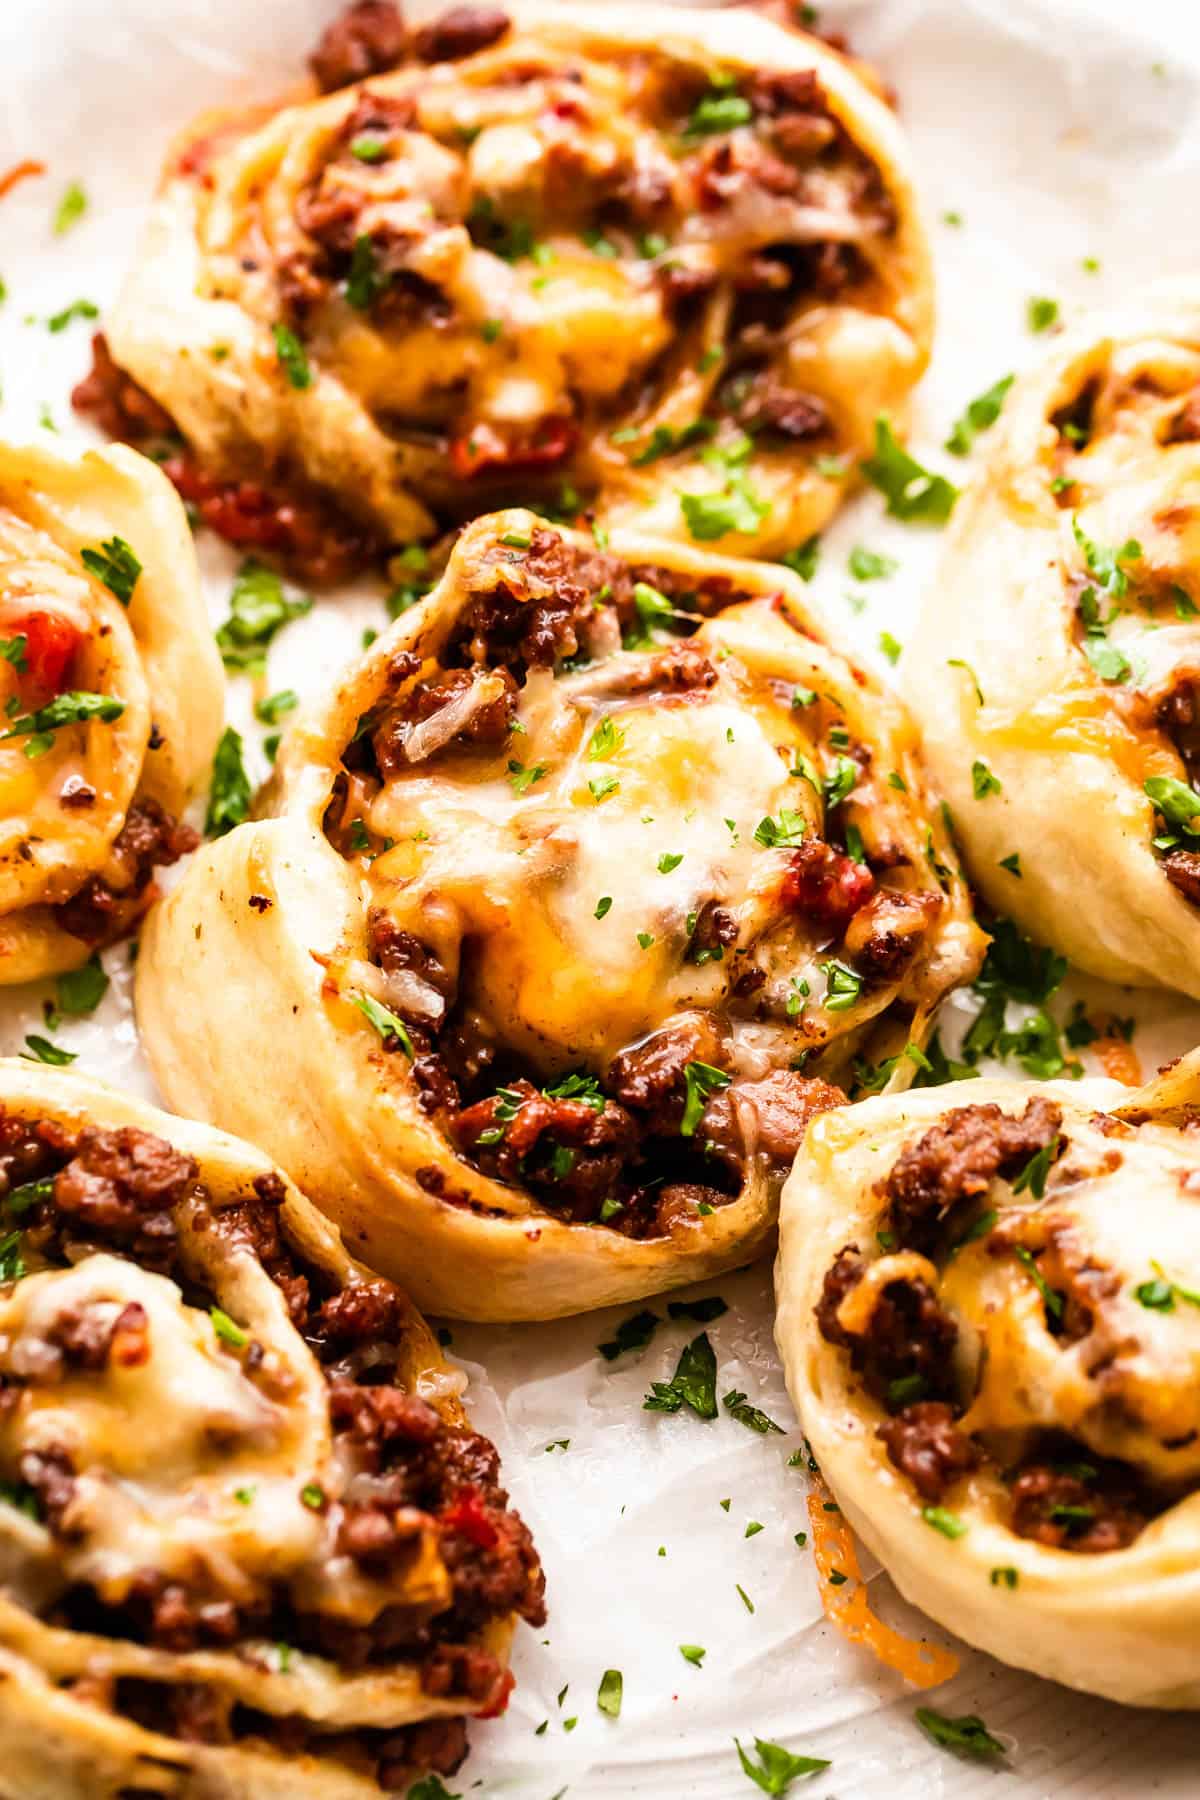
(941, 1115, 1200, 1484)
(361, 601, 821, 1071)
(0, 510, 151, 912)
(0, 1254, 323, 1598)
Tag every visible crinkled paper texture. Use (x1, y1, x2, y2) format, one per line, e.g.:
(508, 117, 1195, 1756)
(0, 0, 1199, 1792)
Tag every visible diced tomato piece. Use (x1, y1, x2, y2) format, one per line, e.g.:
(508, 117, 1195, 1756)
(479, 1666, 516, 1719)
(449, 417, 576, 480)
(439, 1487, 500, 1550)
(1, 610, 84, 702)
(781, 839, 876, 932)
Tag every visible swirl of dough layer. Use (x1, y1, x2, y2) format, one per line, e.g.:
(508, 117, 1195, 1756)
(0, 439, 222, 982)
(0, 1061, 543, 1798)
(907, 282, 1200, 996)
(100, 1, 932, 576)
(775, 1050, 1200, 1707)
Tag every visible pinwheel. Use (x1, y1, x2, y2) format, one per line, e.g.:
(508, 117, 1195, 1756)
(136, 508, 982, 1319)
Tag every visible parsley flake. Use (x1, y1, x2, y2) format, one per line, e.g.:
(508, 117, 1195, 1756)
(861, 417, 958, 524)
(643, 1331, 718, 1419)
(81, 535, 141, 604)
(734, 1736, 829, 1793)
(680, 1061, 731, 1136)
(272, 321, 312, 388)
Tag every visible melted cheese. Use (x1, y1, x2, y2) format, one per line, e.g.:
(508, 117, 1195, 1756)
(0, 1255, 322, 1597)
(0, 509, 151, 914)
(364, 605, 819, 1069)
(941, 1116, 1200, 1482)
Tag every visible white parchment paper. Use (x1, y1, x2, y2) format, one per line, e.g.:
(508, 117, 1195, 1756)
(1, 1, 1200, 1793)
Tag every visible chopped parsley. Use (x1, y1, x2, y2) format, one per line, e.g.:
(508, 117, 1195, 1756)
(53, 182, 87, 235)
(780, 536, 820, 582)
(594, 895, 613, 919)
(754, 808, 806, 849)
(22, 1035, 74, 1067)
(636, 931, 655, 950)
(345, 234, 391, 310)
(625, 579, 679, 648)
(860, 416, 958, 524)
(589, 774, 619, 802)
(55, 954, 108, 1017)
(1013, 1136, 1063, 1201)
(4, 690, 125, 758)
(81, 535, 141, 604)
(629, 418, 715, 466)
(723, 1390, 784, 1435)
(349, 132, 388, 162)
(734, 1736, 830, 1793)
(1082, 635, 1130, 683)
(210, 1306, 248, 1348)
(657, 851, 683, 874)
(879, 632, 902, 665)
(300, 1483, 325, 1510)
(971, 759, 1002, 798)
(667, 1296, 727, 1323)
(272, 321, 312, 389)
(944, 373, 1014, 455)
(0, 1231, 25, 1282)
(999, 852, 1022, 875)
(847, 546, 897, 581)
(680, 1060, 731, 1136)
(507, 760, 549, 795)
(643, 1331, 718, 1419)
(596, 1669, 623, 1718)
(351, 990, 415, 1057)
(947, 657, 984, 704)
(1146, 774, 1200, 834)
(587, 715, 625, 759)
(1014, 1244, 1064, 1320)
(1072, 516, 1141, 597)
(205, 727, 251, 836)
(736, 1583, 755, 1612)
(1027, 295, 1059, 333)
(681, 477, 770, 542)
(216, 562, 311, 672)
(820, 960, 863, 1011)
(922, 1505, 967, 1539)
(599, 1309, 661, 1361)
(822, 756, 857, 807)
(915, 1708, 1005, 1761)
(1133, 1261, 1200, 1312)
(680, 1643, 706, 1666)
(255, 689, 299, 726)
(990, 1566, 1018, 1588)
(46, 297, 98, 333)
(684, 92, 753, 137)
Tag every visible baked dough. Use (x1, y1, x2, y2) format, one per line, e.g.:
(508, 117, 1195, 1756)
(774, 1052, 1200, 1707)
(135, 508, 982, 1320)
(101, 0, 932, 571)
(906, 283, 1200, 995)
(0, 438, 222, 983)
(0, 1060, 543, 1799)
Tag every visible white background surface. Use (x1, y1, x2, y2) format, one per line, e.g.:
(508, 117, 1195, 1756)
(2, 0, 1200, 1793)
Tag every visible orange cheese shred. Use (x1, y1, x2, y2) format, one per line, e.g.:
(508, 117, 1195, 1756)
(1095, 1032, 1142, 1088)
(806, 1485, 959, 1689)
(0, 160, 46, 203)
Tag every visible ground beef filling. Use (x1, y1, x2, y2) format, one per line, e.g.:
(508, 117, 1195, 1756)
(0, 1110, 544, 1768)
(879, 1097, 1064, 1253)
(334, 528, 946, 1231)
(814, 1121, 1169, 1539)
(52, 798, 199, 947)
